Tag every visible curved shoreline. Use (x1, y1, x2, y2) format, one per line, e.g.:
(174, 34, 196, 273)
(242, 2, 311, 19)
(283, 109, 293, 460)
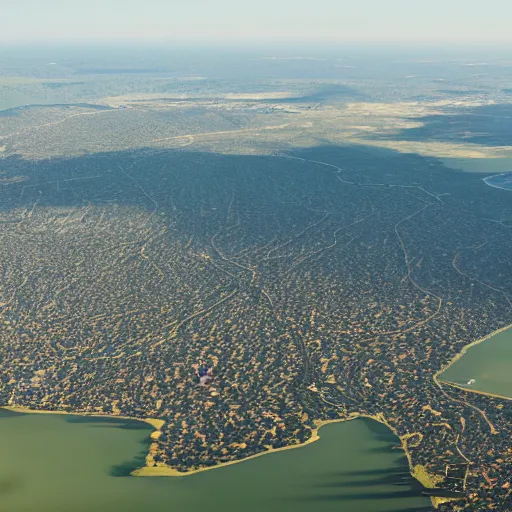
(10, 333, 510, 511)
(133, 414, 365, 477)
(1, 405, 447, 507)
(1, 405, 164, 431)
(133, 411, 451, 507)
(483, 172, 512, 192)
(434, 322, 512, 395)
(0, 406, 409, 480)
(440, 381, 512, 402)
(133, 321, 512, 507)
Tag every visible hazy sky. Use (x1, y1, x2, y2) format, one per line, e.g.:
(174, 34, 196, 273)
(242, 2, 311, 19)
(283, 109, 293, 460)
(2, 0, 512, 44)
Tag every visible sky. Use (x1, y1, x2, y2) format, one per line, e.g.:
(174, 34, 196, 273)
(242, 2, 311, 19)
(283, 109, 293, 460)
(2, 0, 512, 44)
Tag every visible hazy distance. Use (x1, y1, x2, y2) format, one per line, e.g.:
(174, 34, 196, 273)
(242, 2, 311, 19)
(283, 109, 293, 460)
(2, 0, 512, 45)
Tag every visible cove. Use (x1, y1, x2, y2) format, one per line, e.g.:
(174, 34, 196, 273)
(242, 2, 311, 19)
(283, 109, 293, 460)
(440, 325, 512, 399)
(483, 173, 512, 191)
(0, 409, 431, 512)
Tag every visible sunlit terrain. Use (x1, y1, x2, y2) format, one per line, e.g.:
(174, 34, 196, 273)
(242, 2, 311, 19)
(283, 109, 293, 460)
(1, 45, 512, 511)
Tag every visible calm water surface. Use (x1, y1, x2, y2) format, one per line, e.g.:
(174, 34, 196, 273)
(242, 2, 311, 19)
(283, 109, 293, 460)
(0, 91, 45, 111)
(0, 410, 430, 512)
(441, 325, 512, 398)
(483, 173, 512, 191)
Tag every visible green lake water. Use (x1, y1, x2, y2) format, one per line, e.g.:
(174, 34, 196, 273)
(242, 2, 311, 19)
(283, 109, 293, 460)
(0, 88, 66, 111)
(0, 410, 431, 512)
(441, 325, 512, 398)
(0, 91, 41, 111)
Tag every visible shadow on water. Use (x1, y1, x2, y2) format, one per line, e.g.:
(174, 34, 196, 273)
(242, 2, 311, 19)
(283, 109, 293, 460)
(421, 489, 465, 498)
(299, 419, 431, 506)
(313, 474, 419, 489)
(110, 437, 153, 477)
(64, 415, 152, 431)
(296, 489, 423, 501)
(396, 509, 433, 512)
(0, 409, 153, 477)
(363, 419, 400, 440)
(363, 445, 401, 454)
(0, 475, 23, 496)
(0, 145, 507, 508)
(333, 468, 412, 477)
(64, 415, 155, 476)
(0, 408, 28, 419)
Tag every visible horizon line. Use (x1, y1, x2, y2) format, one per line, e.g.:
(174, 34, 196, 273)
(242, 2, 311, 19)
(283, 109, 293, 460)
(1, 38, 512, 47)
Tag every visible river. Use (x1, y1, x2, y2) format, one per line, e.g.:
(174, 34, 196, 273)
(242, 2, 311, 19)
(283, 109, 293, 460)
(440, 325, 512, 399)
(0, 409, 431, 512)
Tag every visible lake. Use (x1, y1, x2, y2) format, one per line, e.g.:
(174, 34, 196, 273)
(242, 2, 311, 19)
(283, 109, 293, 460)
(0, 409, 431, 512)
(483, 173, 512, 191)
(440, 325, 512, 399)
(0, 87, 46, 112)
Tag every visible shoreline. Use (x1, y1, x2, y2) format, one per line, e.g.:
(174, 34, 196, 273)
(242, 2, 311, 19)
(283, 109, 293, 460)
(427, 322, 512, 506)
(434, 322, 512, 394)
(440, 381, 512, 401)
(1, 404, 448, 507)
(482, 172, 512, 192)
(14, 323, 512, 508)
(133, 321, 512, 506)
(133, 409, 452, 508)
(1, 405, 165, 431)
(132, 414, 365, 477)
